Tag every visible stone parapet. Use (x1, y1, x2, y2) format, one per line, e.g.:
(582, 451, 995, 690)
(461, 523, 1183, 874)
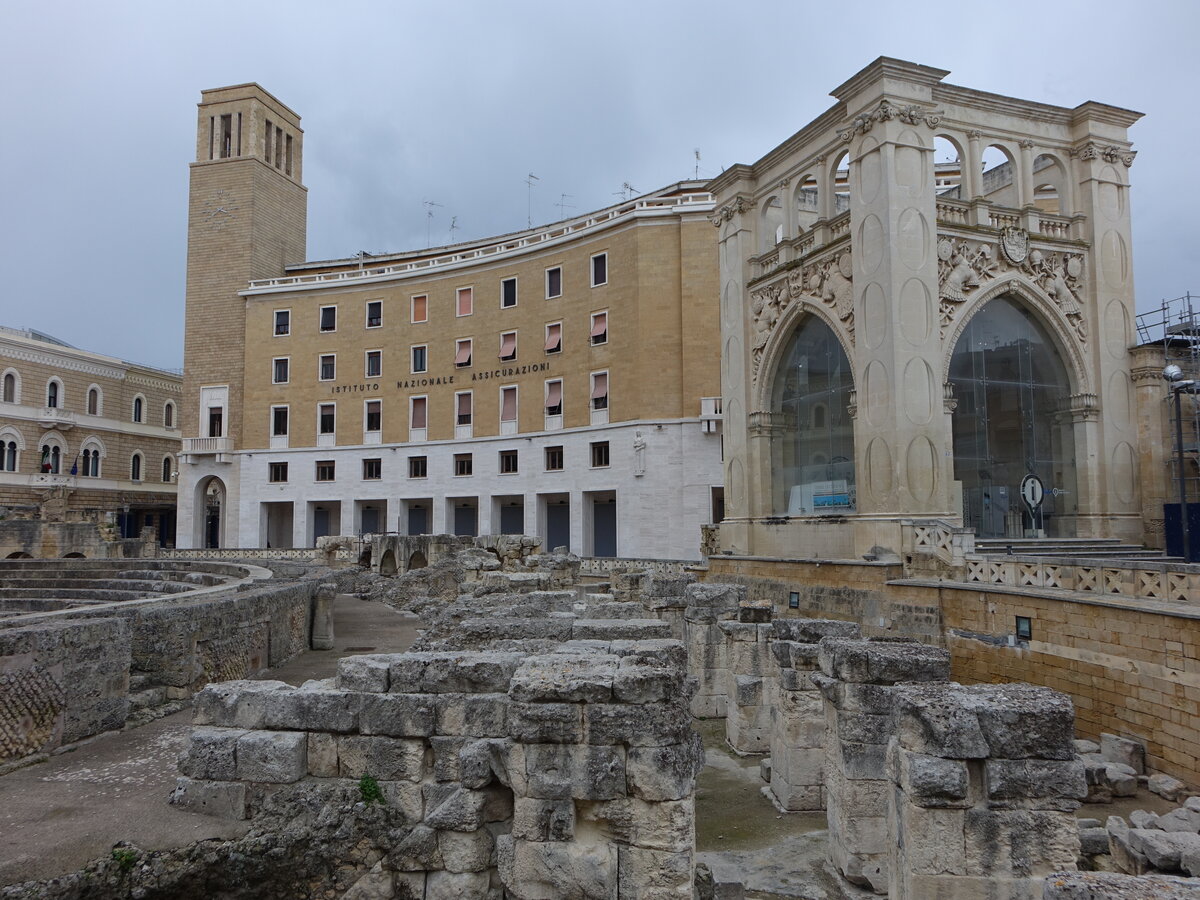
(887, 683, 1085, 900)
(812, 638, 951, 893)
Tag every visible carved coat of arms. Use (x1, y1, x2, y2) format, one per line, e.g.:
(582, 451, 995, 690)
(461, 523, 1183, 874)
(1000, 227, 1029, 264)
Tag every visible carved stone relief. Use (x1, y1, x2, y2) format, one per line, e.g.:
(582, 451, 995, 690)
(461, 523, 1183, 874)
(749, 250, 855, 379)
(837, 99, 942, 142)
(1069, 141, 1135, 167)
(936, 231, 1087, 342)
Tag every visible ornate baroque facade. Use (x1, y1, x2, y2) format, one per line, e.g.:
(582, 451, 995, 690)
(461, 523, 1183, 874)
(710, 58, 1142, 560)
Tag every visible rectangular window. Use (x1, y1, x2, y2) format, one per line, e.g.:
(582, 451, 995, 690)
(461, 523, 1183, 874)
(591, 440, 610, 468)
(411, 294, 428, 323)
(285, 134, 293, 175)
(500, 385, 518, 422)
(590, 310, 608, 345)
(271, 406, 289, 436)
(319, 354, 336, 381)
(362, 458, 382, 480)
(366, 350, 382, 378)
(274, 310, 290, 336)
(789, 591, 800, 609)
(320, 306, 337, 332)
(501, 277, 518, 308)
(456, 287, 474, 317)
(366, 300, 382, 328)
(545, 445, 564, 471)
(318, 403, 335, 435)
(454, 453, 473, 476)
(546, 266, 562, 299)
(408, 455, 427, 478)
(269, 462, 288, 483)
(591, 371, 609, 410)
(499, 331, 517, 361)
(315, 460, 335, 482)
(410, 396, 427, 429)
(1015, 616, 1033, 641)
(499, 449, 519, 474)
(545, 322, 562, 354)
(591, 252, 608, 287)
(411, 345, 427, 374)
(455, 338, 472, 368)
(208, 407, 224, 438)
(545, 379, 563, 416)
(273, 357, 289, 384)
(365, 399, 382, 432)
(456, 391, 473, 426)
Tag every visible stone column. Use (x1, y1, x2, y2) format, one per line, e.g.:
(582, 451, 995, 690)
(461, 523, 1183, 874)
(811, 638, 951, 894)
(719, 598, 773, 754)
(887, 683, 1084, 900)
(310, 582, 335, 650)
(682, 582, 744, 718)
(1131, 347, 1169, 549)
(768, 619, 862, 811)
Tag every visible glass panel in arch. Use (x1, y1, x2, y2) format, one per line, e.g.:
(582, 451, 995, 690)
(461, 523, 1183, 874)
(770, 316, 855, 515)
(949, 295, 1077, 538)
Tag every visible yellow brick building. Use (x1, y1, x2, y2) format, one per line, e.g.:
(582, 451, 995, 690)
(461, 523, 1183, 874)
(177, 84, 723, 558)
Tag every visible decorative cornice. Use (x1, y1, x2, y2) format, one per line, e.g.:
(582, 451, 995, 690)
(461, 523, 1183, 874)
(1067, 392, 1100, 421)
(837, 99, 943, 143)
(711, 194, 753, 226)
(1069, 140, 1136, 167)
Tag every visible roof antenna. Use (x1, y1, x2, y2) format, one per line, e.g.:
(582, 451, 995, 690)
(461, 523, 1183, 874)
(448, 216, 459, 243)
(525, 173, 540, 228)
(422, 199, 443, 248)
(694, 148, 701, 180)
(614, 182, 638, 202)
(556, 193, 575, 220)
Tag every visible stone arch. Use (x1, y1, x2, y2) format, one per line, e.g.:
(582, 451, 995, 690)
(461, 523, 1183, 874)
(793, 172, 820, 231)
(79, 435, 106, 478)
(754, 296, 855, 411)
(933, 133, 966, 199)
(193, 475, 227, 549)
(37, 432, 68, 474)
(1032, 152, 1072, 216)
(0, 426, 21, 473)
(379, 548, 398, 576)
(63, 552, 86, 558)
(0, 425, 25, 451)
(942, 276, 1091, 396)
(759, 195, 784, 251)
(6, 551, 32, 559)
(829, 152, 851, 215)
(407, 551, 428, 570)
(980, 142, 1019, 207)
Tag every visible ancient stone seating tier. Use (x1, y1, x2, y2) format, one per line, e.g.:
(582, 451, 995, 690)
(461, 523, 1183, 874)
(175, 643, 704, 899)
(810, 637, 952, 894)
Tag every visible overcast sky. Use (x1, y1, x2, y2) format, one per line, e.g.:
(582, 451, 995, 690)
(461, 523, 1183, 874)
(1, 1, 1196, 371)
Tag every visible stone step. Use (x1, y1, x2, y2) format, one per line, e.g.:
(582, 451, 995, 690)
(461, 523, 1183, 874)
(129, 686, 168, 710)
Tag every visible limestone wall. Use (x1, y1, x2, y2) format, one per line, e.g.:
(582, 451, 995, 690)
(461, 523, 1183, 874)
(175, 642, 703, 899)
(0, 617, 130, 768)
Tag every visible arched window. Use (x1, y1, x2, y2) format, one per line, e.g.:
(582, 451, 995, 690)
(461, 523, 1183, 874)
(950, 294, 1077, 538)
(87, 387, 100, 415)
(130, 453, 142, 482)
(760, 196, 784, 251)
(2, 372, 16, 403)
(769, 315, 856, 515)
(47, 380, 60, 408)
(162, 456, 173, 482)
(82, 448, 99, 477)
(132, 396, 144, 423)
(981, 144, 1018, 207)
(163, 401, 175, 428)
(2, 441, 17, 472)
(41, 443, 61, 474)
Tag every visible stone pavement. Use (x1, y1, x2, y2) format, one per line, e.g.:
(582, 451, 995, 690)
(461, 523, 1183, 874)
(0, 594, 420, 886)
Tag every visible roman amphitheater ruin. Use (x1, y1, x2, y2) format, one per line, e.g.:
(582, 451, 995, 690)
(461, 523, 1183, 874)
(0, 533, 1198, 899)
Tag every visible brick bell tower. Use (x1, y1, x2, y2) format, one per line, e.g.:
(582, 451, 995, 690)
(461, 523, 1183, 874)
(178, 85, 307, 547)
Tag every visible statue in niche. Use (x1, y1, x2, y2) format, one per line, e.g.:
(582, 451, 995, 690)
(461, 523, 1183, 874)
(750, 281, 786, 375)
(632, 431, 646, 477)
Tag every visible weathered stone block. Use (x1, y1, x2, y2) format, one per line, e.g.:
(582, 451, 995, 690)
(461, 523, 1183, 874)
(890, 745, 970, 808)
(263, 685, 359, 733)
(337, 654, 391, 693)
(359, 692, 436, 737)
(772, 618, 861, 644)
(893, 685, 989, 759)
(1150, 774, 1188, 802)
(509, 653, 617, 703)
(1128, 829, 1200, 872)
(191, 680, 292, 729)
(169, 776, 247, 819)
(984, 759, 1087, 805)
(436, 693, 509, 737)
(962, 808, 1080, 876)
(612, 660, 683, 705)
(307, 732, 338, 777)
(818, 639, 950, 685)
(421, 652, 525, 694)
(389, 824, 443, 871)
(626, 736, 704, 801)
(235, 730, 306, 783)
(525, 743, 626, 800)
(617, 844, 692, 898)
(512, 797, 575, 841)
(425, 784, 513, 831)
(583, 703, 691, 748)
(438, 828, 495, 873)
(584, 797, 694, 852)
(336, 735, 425, 782)
(1101, 733, 1146, 775)
(1043, 871, 1200, 899)
(498, 835, 618, 900)
(179, 726, 242, 780)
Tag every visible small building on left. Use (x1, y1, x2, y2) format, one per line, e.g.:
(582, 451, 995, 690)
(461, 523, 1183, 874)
(0, 326, 181, 557)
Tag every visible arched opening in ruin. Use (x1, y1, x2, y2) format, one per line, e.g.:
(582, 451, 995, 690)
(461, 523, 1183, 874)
(933, 135, 963, 199)
(62, 552, 85, 558)
(407, 551, 428, 570)
(194, 475, 227, 549)
(759, 196, 784, 251)
(950, 293, 1078, 538)
(768, 314, 856, 515)
(6, 551, 33, 559)
(357, 548, 372, 568)
(379, 549, 397, 576)
(980, 144, 1017, 207)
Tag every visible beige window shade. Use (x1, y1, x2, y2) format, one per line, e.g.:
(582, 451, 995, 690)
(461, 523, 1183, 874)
(545, 381, 563, 409)
(500, 333, 517, 358)
(590, 312, 607, 338)
(455, 341, 472, 365)
(411, 397, 427, 428)
(501, 387, 517, 421)
(591, 373, 608, 400)
(545, 323, 561, 351)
